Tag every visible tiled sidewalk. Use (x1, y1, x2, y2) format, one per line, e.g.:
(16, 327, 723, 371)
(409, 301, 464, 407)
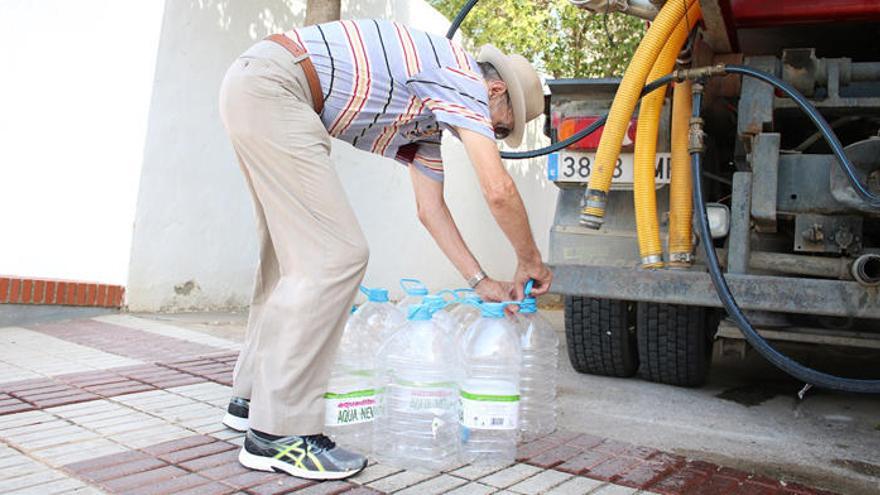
(0, 316, 835, 495)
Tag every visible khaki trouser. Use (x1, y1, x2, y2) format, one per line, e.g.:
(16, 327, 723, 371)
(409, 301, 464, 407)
(219, 40, 369, 436)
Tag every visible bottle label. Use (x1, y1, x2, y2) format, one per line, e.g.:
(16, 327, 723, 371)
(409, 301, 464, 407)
(459, 390, 520, 430)
(324, 389, 377, 426)
(397, 383, 457, 415)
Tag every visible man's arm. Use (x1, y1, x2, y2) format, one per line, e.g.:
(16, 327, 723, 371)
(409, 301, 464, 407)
(456, 127, 553, 299)
(408, 166, 514, 302)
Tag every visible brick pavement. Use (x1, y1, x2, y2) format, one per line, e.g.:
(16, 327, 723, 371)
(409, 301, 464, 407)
(0, 316, 839, 494)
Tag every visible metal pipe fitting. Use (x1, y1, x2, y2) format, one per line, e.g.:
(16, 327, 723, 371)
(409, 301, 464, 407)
(851, 253, 880, 286)
(673, 64, 727, 82)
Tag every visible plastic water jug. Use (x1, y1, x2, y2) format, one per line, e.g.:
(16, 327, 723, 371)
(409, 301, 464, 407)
(516, 292, 559, 441)
(422, 294, 456, 336)
(459, 302, 522, 466)
(373, 304, 460, 471)
(325, 286, 404, 453)
(397, 278, 429, 310)
(450, 289, 482, 342)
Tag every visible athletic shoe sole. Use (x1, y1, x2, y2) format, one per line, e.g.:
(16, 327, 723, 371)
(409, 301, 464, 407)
(222, 413, 249, 432)
(238, 448, 365, 480)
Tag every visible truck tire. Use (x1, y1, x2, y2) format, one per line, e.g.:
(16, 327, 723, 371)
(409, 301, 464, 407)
(636, 302, 718, 387)
(565, 296, 638, 377)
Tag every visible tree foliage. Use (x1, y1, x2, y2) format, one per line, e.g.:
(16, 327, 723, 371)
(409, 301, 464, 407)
(428, 0, 645, 79)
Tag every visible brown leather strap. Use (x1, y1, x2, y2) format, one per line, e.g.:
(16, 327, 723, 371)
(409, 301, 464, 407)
(265, 33, 324, 114)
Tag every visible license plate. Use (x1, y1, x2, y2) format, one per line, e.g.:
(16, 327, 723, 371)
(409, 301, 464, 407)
(548, 152, 672, 188)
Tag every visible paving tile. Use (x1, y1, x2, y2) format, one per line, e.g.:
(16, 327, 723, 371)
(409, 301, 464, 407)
(0, 410, 57, 430)
(444, 482, 497, 495)
(649, 465, 714, 494)
(33, 438, 128, 465)
(171, 481, 237, 495)
(685, 475, 740, 495)
(349, 462, 403, 485)
(508, 469, 572, 494)
(65, 487, 109, 495)
(292, 481, 355, 495)
(126, 472, 214, 495)
(566, 434, 606, 451)
(591, 484, 637, 494)
(94, 315, 240, 352)
(0, 470, 66, 491)
(210, 429, 245, 441)
(7, 476, 87, 494)
(341, 487, 384, 495)
(592, 440, 634, 456)
(101, 465, 188, 492)
(544, 476, 606, 495)
(218, 471, 283, 490)
(0, 327, 140, 378)
(729, 480, 783, 495)
(31, 320, 223, 362)
(396, 474, 468, 495)
(81, 457, 168, 482)
(479, 464, 543, 489)
(180, 448, 240, 472)
(527, 445, 584, 469)
(583, 457, 643, 483)
(245, 476, 315, 495)
(65, 450, 153, 474)
(366, 470, 436, 492)
(517, 438, 563, 461)
(157, 440, 237, 464)
(557, 450, 617, 475)
(448, 462, 510, 481)
(198, 461, 253, 481)
(613, 460, 680, 490)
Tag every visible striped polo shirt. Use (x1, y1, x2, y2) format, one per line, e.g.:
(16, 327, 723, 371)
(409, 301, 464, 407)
(286, 19, 495, 182)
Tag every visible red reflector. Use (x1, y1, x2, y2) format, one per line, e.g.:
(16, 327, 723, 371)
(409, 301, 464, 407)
(557, 116, 638, 151)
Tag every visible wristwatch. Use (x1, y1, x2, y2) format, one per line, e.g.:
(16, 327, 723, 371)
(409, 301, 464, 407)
(467, 269, 487, 288)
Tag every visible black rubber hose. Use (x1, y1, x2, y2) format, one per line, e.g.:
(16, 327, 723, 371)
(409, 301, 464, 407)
(446, 0, 479, 39)
(724, 65, 880, 207)
(691, 88, 880, 394)
(500, 74, 675, 160)
(445, 0, 677, 160)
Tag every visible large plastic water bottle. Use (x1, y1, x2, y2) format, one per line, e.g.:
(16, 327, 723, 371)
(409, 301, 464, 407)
(397, 278, 429, 310)
(459, 302, 522, 466)
(422, 294, 456, 336)
(325, 286, 404, 453)
(516, 291, 559, 441)
(373, 304, 460, 471)
(450, 289, 482, 342)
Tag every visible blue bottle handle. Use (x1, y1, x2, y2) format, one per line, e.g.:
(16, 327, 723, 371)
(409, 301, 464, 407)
(434, 289, 458, 301)
(400, 278, 429, 295)
(359, 285, 389, 302)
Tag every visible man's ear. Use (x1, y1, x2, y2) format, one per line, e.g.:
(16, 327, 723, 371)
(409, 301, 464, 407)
(487, 79, 507, 99)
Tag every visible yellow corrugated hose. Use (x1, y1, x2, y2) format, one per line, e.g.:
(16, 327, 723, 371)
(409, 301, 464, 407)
(633, 3, 701, 268)
(581, 0, 697, 229)
(668, 79, 694, 266)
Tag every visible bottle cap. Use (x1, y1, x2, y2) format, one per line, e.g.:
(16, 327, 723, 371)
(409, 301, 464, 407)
(519, 297, 537, 314)
(407, 304, 433, 321)
(359, 285, 389, 303)
(400, 278, 429, 296)
(422, 295, 448, 312)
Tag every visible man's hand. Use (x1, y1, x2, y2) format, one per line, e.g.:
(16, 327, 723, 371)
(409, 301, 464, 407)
(514, 259, 553, 300)
(474, 277, 515, 302)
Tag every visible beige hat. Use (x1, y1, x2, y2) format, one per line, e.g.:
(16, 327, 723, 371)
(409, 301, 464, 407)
(476, 44, 544, 148)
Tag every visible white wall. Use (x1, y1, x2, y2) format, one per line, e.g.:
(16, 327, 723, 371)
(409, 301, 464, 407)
(0, 0, 165, 285)
(127, 0, 557, 311)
